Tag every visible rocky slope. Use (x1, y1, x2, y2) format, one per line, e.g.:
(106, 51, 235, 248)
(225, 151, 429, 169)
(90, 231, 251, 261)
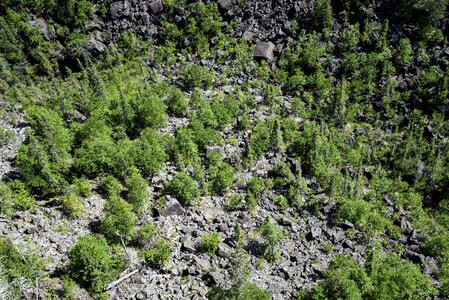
(1, 0, 449, 299)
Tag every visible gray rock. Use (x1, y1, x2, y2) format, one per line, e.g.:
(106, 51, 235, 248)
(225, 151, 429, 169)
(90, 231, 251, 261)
(206, 146, 224, 156)
(218, 0, 235, 10)
(194, 257, 211, 271)
(306, 227, 322, 241)
(242, 30, 253, 41)
(182, 239, 197, 253)
(141, 12, 150, 25)
(88, 36, 106, 57)
(149, 0, 164, 14)
(217, 242, 232, 258)
(253, 42, 275, 61)
(158, 196, 185, 217)
(29, 19, 53, 41)
(110, 1, 130, 19)
(423, 258, 438, 275)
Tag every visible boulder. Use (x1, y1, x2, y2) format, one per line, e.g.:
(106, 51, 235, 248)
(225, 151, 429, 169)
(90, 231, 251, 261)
(110, 1, 130, 19)
(306, 226, 322, 241)
(253, 42, 275, 61)
(218, 0, 235, 10)
(181, 239, 197, 253)
(217, 242, 232, 258)
(88, 36, 106, 57)
(149, 0, 164, 14)
(157, 196, 185, 217)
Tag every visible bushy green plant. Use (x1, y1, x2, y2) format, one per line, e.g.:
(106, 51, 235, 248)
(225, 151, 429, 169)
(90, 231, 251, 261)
(61, 193, 85, 218)
(68, 235, 123, 296)
(226, 194, 244, 211)
(208, 153, 234, 194)
(125, 167, 149, 213)
(101, 195, 137, 243)
(165, 172, 200, 206)
(313, 0, 333, 31)
(73, 176, 91, 198)
(258, 216, 284, 262)
(141, 239, 172, 268)
(299, 251, 436, 300)
(0, 238, 46, 289)
(167, 87, 188, 115)
(180, 65, 214, 90)
(0, 182, 14, 215)
(198, 232, 222, 255)
(100, 175, 124, 197)
(133, 223, 157, 246)
(0, 126, 15, 146)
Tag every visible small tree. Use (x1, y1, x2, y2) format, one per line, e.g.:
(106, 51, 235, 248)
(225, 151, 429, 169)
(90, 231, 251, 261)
(229, 247, 251, 300)
(258, 216, 284, 262)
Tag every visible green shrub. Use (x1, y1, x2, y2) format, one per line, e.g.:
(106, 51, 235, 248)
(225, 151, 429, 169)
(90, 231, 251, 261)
(141, 239, 172, 268)
(61, 193, 85, 218)
(0, 182, 14, 215)
(101, 195, 137, 243)
(0, 238, 46, 287)
(133, 223, 157, 246)
(258, 216, 284, 262)
(174, 128, 199, 166)
(68, 235, 123, 296)
(299, 251, 436, 300)
(208, 155, 234, 194)
(199, 232, 222, 255)
(101, 175, 124, 197)
(180, 65, 214, 90)
(17, 107, 72, 195)
(226, 194, 244, 211)
(125, 167, 149, 213)
(0, 126, 15, 146)
(133, 128, 168, 177)
(165, 172, 200, 206)
(73, 176, 91, 198)
(167, 87, 188, 115)
(313, 0, 333, 31)
(245, 191, 258, 212)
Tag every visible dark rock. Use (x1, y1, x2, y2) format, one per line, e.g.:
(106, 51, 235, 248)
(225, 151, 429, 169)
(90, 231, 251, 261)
(343, 239, 354, 249)
(110, 1, 130, 19)
(408, 230, 420, 245)
(403, 249, 425, 264)
(400, 218, 414, 236)
(281, 215, 292, 226)
(279, 267, 293, 280)
(340, 220, 355, 230)
(157, 196, 185, 217)
(253, 42, 275, 61)
(149, 0, 164, 14)
(217, 242, 232, 258)
(288, 158, 301, 175)
(26, 226, 37, 234)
